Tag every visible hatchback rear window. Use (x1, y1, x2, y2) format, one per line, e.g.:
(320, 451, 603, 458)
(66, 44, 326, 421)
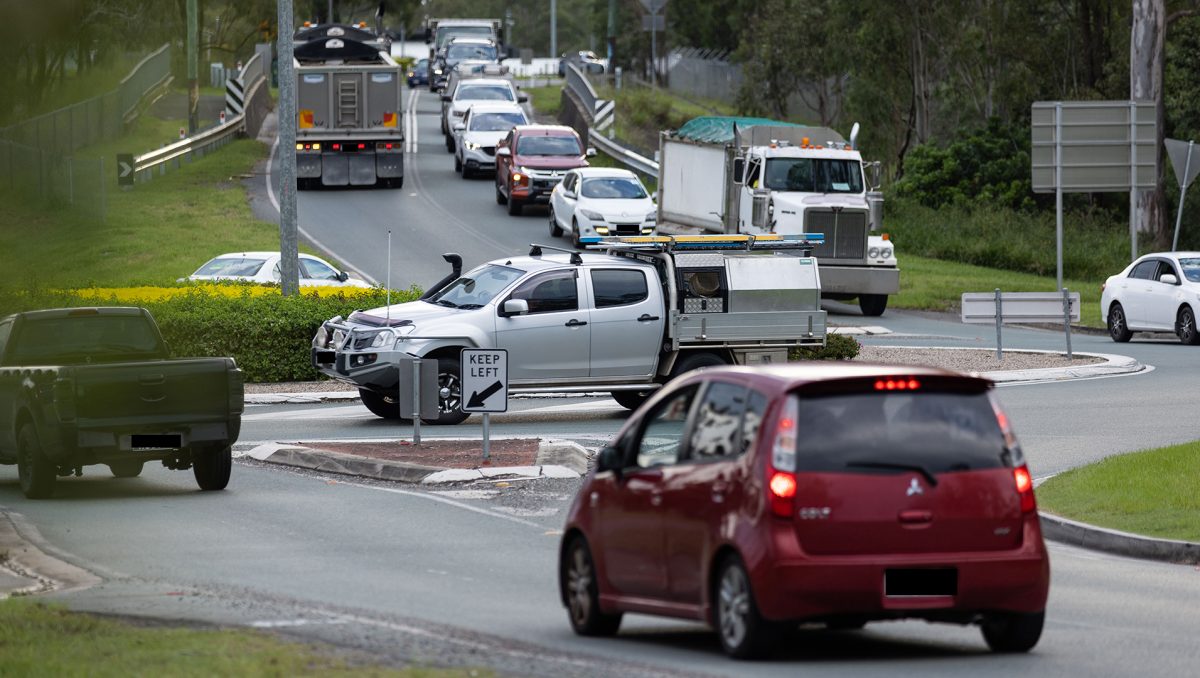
(794, 391, 1008, 473)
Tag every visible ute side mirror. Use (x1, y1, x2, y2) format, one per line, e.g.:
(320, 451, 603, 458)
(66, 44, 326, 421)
(1160, 273, 1179, 285)
(585, 147, 597, 158)
(495, 146, 511, 157)
(501, 298, 529, 316)
(596, 445, 625, 476)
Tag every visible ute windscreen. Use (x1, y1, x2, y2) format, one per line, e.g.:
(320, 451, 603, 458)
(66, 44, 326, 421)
(794, 390, 1009, 474)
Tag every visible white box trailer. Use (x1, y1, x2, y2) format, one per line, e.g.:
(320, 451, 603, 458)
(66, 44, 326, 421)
(657, 116, 899, 316)
(293, 26, 404, 189)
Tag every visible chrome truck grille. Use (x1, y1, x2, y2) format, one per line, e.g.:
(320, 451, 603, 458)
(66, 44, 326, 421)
(806, 209, 867, 260)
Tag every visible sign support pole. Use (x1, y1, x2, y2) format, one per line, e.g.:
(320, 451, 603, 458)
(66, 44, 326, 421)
(1129, 101, 1138, 262)
(1062, 287, 1073, 360)
(1055, 103, 1063, 291)
(411, 358, 422, 445)
(482, 414, 491, 461)
(1173, 140, 1194, 252)
(994, 288, 1003, 361)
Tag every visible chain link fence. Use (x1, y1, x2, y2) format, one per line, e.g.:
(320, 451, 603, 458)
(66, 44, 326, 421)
(0, 44, 171, 221)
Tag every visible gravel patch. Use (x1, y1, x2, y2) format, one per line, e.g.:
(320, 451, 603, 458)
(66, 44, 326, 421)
(854, 346, 1104, 373)
(244, 381, 353, 394)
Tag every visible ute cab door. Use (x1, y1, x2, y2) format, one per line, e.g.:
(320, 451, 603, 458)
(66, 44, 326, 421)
(494, 269, 590, 382)
(585, 267, 663, 378)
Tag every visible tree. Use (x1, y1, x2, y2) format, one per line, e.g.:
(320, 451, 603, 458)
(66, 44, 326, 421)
(1131, 0, 1167, 245)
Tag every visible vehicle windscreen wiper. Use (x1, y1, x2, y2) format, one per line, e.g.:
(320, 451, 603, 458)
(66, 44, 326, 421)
(456, 303, 484, 310)
(845, 460, 938, 486)
(433, 299, 459, 308)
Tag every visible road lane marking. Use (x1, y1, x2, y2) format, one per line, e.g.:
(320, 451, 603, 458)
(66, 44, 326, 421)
(338, 481, 547, 529)
(405, 88, 420, 153)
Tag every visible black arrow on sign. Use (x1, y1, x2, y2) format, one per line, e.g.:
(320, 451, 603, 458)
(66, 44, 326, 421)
(467, 381, 503, 409)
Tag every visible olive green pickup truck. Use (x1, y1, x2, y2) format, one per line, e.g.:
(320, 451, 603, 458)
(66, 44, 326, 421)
(0, 307, 243, 499)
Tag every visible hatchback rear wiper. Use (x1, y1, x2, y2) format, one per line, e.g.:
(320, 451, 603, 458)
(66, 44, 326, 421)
(845, 460, 938, 487)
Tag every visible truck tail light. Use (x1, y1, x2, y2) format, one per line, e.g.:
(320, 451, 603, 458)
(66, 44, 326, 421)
(767, 395, 799, 518)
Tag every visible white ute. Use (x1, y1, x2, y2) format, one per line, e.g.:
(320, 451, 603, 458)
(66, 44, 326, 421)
(312, 235, 828, 423)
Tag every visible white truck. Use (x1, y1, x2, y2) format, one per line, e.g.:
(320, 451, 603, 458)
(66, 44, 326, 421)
(425, 18, 504, 69)
(293, 24, 404, 188)
(311, 234, 827, 424)
(657, 116, 899, 316)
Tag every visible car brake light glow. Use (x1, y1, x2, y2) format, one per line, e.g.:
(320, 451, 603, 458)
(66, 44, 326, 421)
(1013, 465, 1036, 513)
(333, 143, 341, 150)
(357, 143, 366, 150)
(766, 396, 800, 518)
(769, 472, 797, 499)
(874, 378, 920, 391)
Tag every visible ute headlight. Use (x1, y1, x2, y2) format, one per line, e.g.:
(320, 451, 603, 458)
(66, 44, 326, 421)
(370, 331, 393, 348)
(580, 209, 606, 221)
(332, 329, 346, 347)
(433, 68, 443, 75)
(868, 246, 881, 258)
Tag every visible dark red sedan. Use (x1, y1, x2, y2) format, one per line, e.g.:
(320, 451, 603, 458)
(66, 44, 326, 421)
(559, 363, 1049, 658)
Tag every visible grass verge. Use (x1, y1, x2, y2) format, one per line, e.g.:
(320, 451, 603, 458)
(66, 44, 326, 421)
(0, 114, 289, 289)
(523, 86, 562, 119)
(0, 600, 481, 677)
(1036, 441, 1200, 542)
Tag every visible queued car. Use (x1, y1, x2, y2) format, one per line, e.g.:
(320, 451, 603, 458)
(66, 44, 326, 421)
(548, 168, 657, 247)
(495, 125, 596, 216)
(187, 252, 372, 288)
(431, 37, 499, 91)
(406, 58, 429, 88)
(559, 363, 1050, 658)
(1102, 252, 1200, 344)
(441, 78, 525, 151)
(558, 50, 605, 76)
(453, 103, 529, 178)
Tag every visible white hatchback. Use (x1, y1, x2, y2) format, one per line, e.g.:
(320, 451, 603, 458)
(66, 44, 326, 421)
(187, 252, 372, 288)
(548, 168, 656, 248)
(453, 103, 528, 178)
(1101, 252, 1200, 344)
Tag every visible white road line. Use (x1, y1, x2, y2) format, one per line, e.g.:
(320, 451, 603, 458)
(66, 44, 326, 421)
(264, 134, 380, 287)
(339, 481, 547, 529)
(405, 88, 420, 153)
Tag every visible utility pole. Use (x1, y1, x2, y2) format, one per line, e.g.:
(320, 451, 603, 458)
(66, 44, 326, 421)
(550, 0, 557, 58)
(277, 0, 300, 296)
(187, 0, 198, 134)
(606, 0, 616, 72)
(327, 0, 334, 23)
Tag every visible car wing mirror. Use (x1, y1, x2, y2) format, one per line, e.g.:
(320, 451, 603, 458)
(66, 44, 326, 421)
(1160, 273, 1179, 285)
(517, 93, 529, 103)
(501, 298, 529, 316)
(495, 147, 511, 157)
(441, 94, 452, 102)
(585, 147, 597, 158)
(337, 271, 349, 282)
(596, 445, 625, 476)
(453, 122, 465, 131)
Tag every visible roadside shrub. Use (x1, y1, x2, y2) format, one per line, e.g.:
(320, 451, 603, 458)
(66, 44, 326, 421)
(790, 333, 860, 361)
(894, 119, 1036, 212)
(0, 286, 420, 382)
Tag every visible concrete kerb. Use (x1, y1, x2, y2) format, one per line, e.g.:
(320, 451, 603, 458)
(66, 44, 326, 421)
(1038, 511, 1200, 565)
(240, 439, 591, 485)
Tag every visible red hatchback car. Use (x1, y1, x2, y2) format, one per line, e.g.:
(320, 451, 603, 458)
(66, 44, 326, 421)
(495, 125, 593, 216)
(559, 363, 1049, 658)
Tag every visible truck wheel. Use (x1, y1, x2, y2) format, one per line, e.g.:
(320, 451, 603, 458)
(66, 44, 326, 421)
(108, 460, 144, 478)
(549, 208, 564, 237)
(359, 389, 413, 423)
(611, 390, 652, 411)
(17, 423, 56, 499)
(507, 196, 523, 216)
(859, 294, 888, 317)
(424, 357, 470, 425)
(193, 444, 232, 491)
(670, 352, 727, 380)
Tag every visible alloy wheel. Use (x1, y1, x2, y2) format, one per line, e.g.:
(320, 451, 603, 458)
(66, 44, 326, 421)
(566, 545, 593, 627)
(718, 564, 751, 650)
(438, 370, 462, 414)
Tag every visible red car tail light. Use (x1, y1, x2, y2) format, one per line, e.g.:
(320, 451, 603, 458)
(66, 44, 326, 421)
(767, 395, 800, 518)
(1013, 465, 1036, 513)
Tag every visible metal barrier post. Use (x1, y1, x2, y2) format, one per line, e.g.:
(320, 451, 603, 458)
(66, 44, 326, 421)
(994, 288, 1003, 361)
(411, 358, 422, 445)
(482, 414, 491, 461)
(1062, 287, 1073, 360)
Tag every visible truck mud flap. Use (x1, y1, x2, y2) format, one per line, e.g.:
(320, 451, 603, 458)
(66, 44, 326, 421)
(376, 153, 403, 178)
(297, 154, 322, 178)
(349, 154, 377, 185)
(321, 153, 349, 186)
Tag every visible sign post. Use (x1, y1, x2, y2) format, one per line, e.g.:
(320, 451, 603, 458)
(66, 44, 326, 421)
(1166, 138, 1200, 251)
(116, 154, 134, 187)
(460, 349, 508, 460)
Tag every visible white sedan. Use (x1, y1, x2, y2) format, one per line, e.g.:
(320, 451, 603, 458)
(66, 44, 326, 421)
(548, 168, 657, 248)
(187, 252, 372, 288)
(453, 103, 528, 178)
(1101, 251, 1200, 344)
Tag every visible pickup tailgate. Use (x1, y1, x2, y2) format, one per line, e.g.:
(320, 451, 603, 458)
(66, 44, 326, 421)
(72, 358, 240, 424)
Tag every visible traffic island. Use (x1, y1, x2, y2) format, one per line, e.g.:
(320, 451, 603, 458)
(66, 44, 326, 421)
(238, 438, 590, 485)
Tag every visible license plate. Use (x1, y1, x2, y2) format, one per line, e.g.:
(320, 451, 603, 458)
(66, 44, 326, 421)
(131, 434, 182, 450)
(885, 568, 957, 597)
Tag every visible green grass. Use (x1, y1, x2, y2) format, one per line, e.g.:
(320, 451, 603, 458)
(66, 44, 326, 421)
(2, 55, 140, 127)
(0, 600, 481, 677)
(892, 254, 1105, 328)
(1036, 441, 1200, 542)
(0, 114, 295, 289)
(597, 83, 736, 154)
(523, 86, 562, 119)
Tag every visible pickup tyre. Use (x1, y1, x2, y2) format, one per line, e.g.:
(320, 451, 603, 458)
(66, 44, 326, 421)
(108, 460, 144, 478)
(359, 388, 412, 421)
(859, 294, 888, 317)
(193, 444, 232, 491)
(17, 424, 55, 499)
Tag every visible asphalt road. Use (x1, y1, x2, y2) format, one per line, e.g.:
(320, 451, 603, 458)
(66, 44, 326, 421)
(3, 85, 1198, 677)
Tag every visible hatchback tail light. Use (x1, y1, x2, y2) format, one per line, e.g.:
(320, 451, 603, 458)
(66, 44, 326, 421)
(767, 396, 800, 518)
(1013, 465, 1036, 513)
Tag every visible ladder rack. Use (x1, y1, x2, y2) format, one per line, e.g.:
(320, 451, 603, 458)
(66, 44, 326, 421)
(579, 233, 825, 253)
